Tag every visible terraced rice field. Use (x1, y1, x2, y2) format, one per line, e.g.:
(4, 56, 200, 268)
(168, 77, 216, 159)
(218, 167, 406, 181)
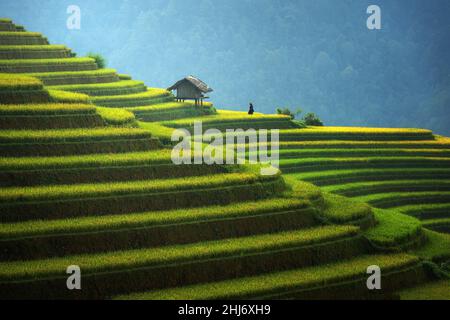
(0, 45, 73, 59)
(0, 31, 49, 45)
(128, 101, 216, 122)
(49, 80, 147, 96)
(0, 18, 448, 300)
(27, 69, 120, 85)
(276, 134, 450, 235)
(163, 110, 298, 132)
(0, 58, 98, 73)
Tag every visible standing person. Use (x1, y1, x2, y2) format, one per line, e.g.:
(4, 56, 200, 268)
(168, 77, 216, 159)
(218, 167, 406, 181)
(248, 103, 254, 115)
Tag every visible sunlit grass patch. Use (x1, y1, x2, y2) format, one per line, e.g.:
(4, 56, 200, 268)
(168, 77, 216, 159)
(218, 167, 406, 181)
(129, 101, 215, 122)
(91, 88, 174, 107)
(0, 73, 42, 90)
(413, 229, 450, 262)
(49, 80, 144, 89)
(91, 88, 171, 102)
(0, 127, 150, 144)
(0, 58, 97, 73)
(96, 107, 135, 125)
(282, 176, 323, 202)
(0, 45, 67, 50)
(164, 111, 291, 127)
(0, 31, 41, 36)
(320, 193, 372, 224)
(364, 208, 422, 248)
(128, 101, 210, 112)
(0, 57, 94, 65)
(0, 150, 173, 170)
(47, 89, 90, 104)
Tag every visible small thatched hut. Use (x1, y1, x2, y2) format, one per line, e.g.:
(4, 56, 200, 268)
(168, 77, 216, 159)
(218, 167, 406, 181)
(167, 76, 213, 106)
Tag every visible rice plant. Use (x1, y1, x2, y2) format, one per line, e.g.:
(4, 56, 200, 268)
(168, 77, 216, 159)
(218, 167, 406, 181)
(96, 107, 135, 125)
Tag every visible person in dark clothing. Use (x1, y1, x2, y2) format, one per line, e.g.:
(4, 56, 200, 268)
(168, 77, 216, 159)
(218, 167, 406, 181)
(248, 103, 254, 115)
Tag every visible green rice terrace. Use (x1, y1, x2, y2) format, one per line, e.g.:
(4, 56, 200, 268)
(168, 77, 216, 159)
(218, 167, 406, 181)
(0, 18, 448, 300)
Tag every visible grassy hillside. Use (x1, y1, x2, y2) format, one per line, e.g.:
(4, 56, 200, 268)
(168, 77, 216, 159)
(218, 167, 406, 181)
(0, 19, 448, 300)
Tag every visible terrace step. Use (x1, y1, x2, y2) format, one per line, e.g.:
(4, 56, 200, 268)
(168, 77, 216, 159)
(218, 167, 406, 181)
(280, 157, 450, 173)
(128, 101, 215, 122)
(322, 180, 450, 197)
(0, 73, 50, 104)
(0, 138, 160, 157)
(0, 127, 152, 144)
(363, 209, 424, 249)
(0, 58, 98, 73)
(276, 127, 434, 141)
(413, 230, 450, 263)
(289, 168, 450, 186)
(0, 45, 72, 59)
(95, 107, 136, 126)
(115, 254, 425, 300)
(164, 111, 296, 132)
(245, 138, 450, 150)
(0, 114, 104, 130)
(398, 280, 450, 300)
(0, 150, 228, 186)
(0, 198, 316, 260)
(0, 32, 48, 45)
(0, 20, 25, 32)
(193, 119, 298, 132)
(48, 80, 147, 96)
(14, 25, 25, 32)
(0, 128, 159, 157)
(422, 218, 450, 233)
(91, 88, 173, 108)
(0, 226, 365, 299)
(395, 203, 450, 220)
(318, 193, 375, 229)
(0, 89, 50, 104)
(26, 69, 120, 85)
(0, 172, 285, 222)
(0, 21, 16, 32)
(224, 127, 435, 142)
(272, 148, 450, 159)
(354, 191, 450, 208)
(0, 103, 104, 130)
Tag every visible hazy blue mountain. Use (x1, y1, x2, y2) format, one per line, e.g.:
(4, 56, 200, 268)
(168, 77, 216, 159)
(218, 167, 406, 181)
(1, 0, 449, 134)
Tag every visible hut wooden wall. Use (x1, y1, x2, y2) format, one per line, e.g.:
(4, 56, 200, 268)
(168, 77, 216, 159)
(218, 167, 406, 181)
(176, 82, 202, 99)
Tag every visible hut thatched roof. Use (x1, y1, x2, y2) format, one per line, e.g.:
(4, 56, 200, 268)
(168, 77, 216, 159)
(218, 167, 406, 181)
(167, 76, 213, 93)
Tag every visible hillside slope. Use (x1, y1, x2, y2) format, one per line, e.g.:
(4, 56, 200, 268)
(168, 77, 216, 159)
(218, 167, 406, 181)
(0, 18, 448, 300)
